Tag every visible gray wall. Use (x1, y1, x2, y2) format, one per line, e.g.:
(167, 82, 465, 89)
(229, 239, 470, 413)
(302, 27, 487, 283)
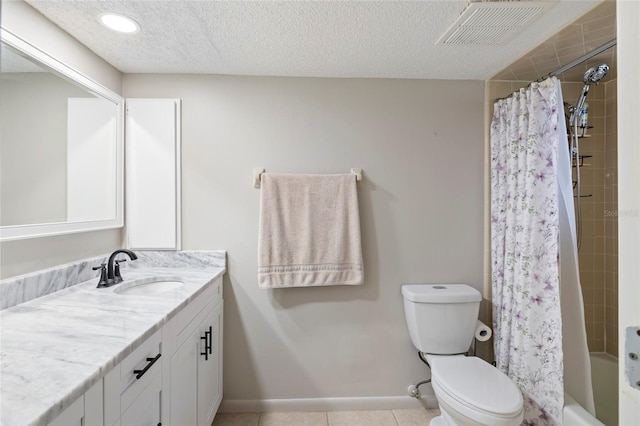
(124, 74, 485, 402)
(0, 0, 123, 279)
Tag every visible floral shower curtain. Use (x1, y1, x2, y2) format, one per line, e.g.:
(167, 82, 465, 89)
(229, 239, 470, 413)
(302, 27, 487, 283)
(491, 77, 564, 425)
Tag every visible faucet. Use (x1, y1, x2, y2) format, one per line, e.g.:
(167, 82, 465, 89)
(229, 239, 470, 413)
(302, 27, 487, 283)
(94, 249, 138, 288)
(107, 249, 138, 283)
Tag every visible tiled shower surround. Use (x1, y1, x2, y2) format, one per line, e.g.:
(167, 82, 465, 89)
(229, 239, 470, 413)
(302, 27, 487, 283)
(564, 79, 618, 357)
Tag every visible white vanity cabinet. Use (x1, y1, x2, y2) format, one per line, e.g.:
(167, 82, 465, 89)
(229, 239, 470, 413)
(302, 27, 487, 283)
(163, 278, 223, 426)
(46, 277, 223, 426)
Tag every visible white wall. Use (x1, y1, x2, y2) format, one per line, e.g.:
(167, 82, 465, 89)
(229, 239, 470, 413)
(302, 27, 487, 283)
(0, 0, 123, 279)
(617, 0, 640, 421)
(123, 74, 485, 404)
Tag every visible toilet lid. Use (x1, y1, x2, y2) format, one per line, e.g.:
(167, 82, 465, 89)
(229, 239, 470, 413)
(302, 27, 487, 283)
(430, 356, 523, 417)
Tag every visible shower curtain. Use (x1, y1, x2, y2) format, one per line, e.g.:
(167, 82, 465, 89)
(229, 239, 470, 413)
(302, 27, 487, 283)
(490, 77, 565, 425)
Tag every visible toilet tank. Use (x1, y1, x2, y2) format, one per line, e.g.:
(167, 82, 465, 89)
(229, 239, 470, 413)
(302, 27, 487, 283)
(401, 284, 482, 355)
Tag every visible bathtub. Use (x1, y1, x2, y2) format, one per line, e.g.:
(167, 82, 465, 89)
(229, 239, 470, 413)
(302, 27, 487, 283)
(563, 353, 617, 426)
(590, 353, 618, 426)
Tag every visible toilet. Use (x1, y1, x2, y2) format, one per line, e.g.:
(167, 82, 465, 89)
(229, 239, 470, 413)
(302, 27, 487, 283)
(401, 284, 523, 426)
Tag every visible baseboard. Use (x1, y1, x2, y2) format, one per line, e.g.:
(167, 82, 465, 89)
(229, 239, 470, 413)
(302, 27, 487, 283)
(219, 395, 439, 413)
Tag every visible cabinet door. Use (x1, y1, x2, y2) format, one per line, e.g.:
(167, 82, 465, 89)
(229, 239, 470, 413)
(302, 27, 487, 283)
(169, 325, 200, 425)
(197, 301, 223, 426)
(125, 98, 181, 250)
(120, 374, 162, 426)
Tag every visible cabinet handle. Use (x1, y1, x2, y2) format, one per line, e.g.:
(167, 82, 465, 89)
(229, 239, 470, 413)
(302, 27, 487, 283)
(133, 353, 161, 379)
(201, 332, 210, 361)
(207, 326, 213, 356)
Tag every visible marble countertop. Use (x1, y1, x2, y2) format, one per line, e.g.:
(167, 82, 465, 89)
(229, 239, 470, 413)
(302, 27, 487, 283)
(0, 256, 225, 426)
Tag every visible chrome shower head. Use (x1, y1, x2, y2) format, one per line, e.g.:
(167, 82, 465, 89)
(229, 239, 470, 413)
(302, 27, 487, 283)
(583, 64, 609, 84)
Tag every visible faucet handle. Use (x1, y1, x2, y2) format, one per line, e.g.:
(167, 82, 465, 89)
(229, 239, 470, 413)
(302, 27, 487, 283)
(113, 259, 127, 284)
(93, 263, 108, 288)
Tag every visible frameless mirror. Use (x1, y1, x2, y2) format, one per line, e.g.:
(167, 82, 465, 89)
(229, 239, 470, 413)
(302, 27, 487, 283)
(0, 29, 123, 241)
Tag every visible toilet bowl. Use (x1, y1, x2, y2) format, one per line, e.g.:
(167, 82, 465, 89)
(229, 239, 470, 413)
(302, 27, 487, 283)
(427, 355, 523, 426)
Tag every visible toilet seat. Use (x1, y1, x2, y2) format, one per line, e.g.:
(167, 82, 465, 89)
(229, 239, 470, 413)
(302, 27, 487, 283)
(428, 356, 523, 425)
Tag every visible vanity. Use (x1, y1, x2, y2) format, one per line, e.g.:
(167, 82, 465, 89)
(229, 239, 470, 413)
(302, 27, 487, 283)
(0, 250, 226, 426)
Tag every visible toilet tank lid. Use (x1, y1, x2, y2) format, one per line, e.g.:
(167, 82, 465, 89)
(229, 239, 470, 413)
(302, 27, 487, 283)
(401, 284, 482, 303)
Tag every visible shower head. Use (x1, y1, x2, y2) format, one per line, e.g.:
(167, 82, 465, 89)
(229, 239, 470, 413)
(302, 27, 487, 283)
(583, 64, 609, 84)
(570, 64, 610, 126)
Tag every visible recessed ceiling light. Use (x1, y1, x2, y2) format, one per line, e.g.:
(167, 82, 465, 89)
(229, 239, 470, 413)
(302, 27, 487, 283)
(99, 13, 140, 34)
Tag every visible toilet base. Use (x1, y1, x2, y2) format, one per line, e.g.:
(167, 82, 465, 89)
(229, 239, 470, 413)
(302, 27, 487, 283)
(431, 405, 471, 426)
(432, 398, 522, 426)
(429, 415, 448, 426)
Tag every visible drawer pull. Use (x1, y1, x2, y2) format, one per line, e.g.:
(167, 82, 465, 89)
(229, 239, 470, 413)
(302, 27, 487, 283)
(207, 326, 213, 356)
(200, 333, 209, 360)
(201, 327, 212, 360)
(133, 353, 161, 379)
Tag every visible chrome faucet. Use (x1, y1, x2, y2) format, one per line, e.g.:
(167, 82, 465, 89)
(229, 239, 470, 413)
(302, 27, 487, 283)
(94, 249, 138, 288)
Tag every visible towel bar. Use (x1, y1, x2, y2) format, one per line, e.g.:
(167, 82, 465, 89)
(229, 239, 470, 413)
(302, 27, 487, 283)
(253, 168, 362, 189)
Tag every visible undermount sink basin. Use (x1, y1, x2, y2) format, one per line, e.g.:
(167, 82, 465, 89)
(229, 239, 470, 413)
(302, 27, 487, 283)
(115, 280, 184, 295)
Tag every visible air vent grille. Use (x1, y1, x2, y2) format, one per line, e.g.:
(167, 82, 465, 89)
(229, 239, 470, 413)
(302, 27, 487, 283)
(438, 1, 557, 45)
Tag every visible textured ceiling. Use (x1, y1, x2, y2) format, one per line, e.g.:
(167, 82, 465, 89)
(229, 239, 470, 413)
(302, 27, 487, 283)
(22, 0, 602, 80)
(492, 0, 616, 82)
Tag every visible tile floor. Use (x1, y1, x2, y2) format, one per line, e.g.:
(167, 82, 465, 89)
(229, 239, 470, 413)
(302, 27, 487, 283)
(212, 408, 441, 426)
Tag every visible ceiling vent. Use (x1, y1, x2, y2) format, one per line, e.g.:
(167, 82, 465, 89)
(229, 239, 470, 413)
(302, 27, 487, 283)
(437, 1, 558, 45)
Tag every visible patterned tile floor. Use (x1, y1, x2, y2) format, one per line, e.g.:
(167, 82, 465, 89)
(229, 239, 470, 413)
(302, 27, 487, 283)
(212, 408, 441, 426)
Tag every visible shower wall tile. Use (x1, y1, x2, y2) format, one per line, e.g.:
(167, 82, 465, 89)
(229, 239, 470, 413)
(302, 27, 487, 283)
(603, 78, 618, 357)
(581, 220, 595, 237)
(577, 88, 607, 351)
(593, 253, 606, 271)
(581, 238, 594, 254)
(582, 202, 595, 220)
(594, 270, 605, 287)
(594, 323, 605, 340)
(589, 100, 606, 117)
(594, 155, 606, 170)
(590, 339, 605, 353)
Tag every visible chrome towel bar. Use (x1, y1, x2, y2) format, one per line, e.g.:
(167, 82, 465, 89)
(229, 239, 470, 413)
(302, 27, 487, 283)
(253, 168, 362, 189)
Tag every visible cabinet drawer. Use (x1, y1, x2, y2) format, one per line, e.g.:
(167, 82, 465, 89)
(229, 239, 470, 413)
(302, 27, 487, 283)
(174, 277, 221, 347)
(120, 330, 162, 413)
(120, 330, 162, 390)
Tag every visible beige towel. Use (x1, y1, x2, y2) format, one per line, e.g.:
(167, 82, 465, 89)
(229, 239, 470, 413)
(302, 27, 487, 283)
(258, 173, 364, 288)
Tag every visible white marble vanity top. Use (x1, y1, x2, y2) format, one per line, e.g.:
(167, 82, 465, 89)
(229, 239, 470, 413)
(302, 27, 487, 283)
(0, 251, 225, 426)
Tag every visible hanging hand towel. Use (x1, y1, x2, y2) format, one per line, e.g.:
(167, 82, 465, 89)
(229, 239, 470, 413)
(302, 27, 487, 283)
(258, 173, 364, 288)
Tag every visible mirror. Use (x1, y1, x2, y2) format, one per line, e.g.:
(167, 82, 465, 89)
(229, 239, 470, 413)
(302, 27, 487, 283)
(0, 29, 123, 241)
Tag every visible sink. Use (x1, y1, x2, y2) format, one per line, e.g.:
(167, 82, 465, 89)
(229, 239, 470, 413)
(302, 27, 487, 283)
(115, 280, 184, 295)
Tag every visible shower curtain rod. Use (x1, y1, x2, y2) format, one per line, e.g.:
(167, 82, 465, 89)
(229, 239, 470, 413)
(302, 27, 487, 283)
(494, 38, 617, 103)
(538, 38, 617, 81)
